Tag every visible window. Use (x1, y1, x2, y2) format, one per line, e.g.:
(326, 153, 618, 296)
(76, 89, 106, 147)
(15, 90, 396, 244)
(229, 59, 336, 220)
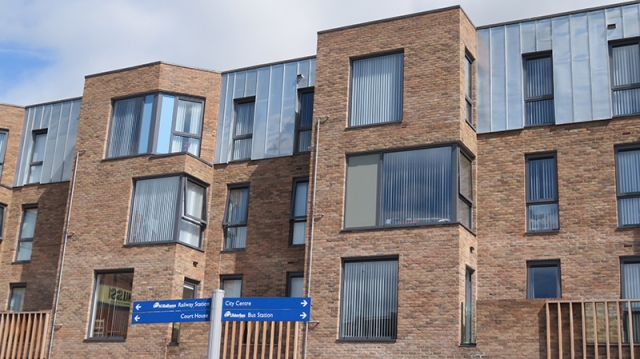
(287, 272, 304, 297)
(296, 92, 313, 153)
(524, 54, 554, 126)
(107, 94, 204, 158)
(459, 153, 473, 230)
(223, 186, 249, 250)
(349, 52, 404, 127)
(290, 179, 309, 245)
(620, 257, 640, 343)
(15, 207, 37, 262)
(527, 260, 560, 299)
(28, 131, 47, 184)
(611, 42, 640, 116)
(89, 271, 134, 339)
(340, 258, 398, 340)
(128, 176, 207, 248)
(464, 53, 474, 126)
(170, 279, 199, 344)
(461, 268, 475, 344)
(8, 284, 25, 311)
(221, 276, 242, 297)
(0, 204, 6, 240)
(345, 146, 472, 229)
(615, 147, 640, 226)
(526, 154, 558, 232)
(232, 100, 255, 160)
(0, 130, 8, 181)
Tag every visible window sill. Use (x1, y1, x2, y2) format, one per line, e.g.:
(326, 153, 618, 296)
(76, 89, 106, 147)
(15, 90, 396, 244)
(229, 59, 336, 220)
(616, 225, 640, 231)
(524, 122, 555, 129)
(289, 243, 306, 248)
(123, 240, 204, 253)
(341, 221, 461, 233)
(336, 338, 396, 343)
(102, 151, 212, 166)
(345, 120, 402, 131)
(11, 260, 31, 265)
(0, 183, 12, 190)
(525, 229, 560, 235)
(83, 338, 126, 343)
(221, 248, 246, 253)
(459, 343, 477, 348)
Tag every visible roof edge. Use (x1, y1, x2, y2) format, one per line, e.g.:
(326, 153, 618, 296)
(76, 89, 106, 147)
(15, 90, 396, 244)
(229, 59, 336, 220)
(221, 55, 317, 74)
(24, 96, 83, 109)
(0, 102, 25, 109)
(85, 61, 220, 79)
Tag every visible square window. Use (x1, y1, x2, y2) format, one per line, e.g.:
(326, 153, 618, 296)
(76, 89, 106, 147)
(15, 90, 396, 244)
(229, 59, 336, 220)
(128, 176, 207, 247)
(28, 131, 47, 184)
(611, 42, 640, 116)
(287, 272, 304, 297)
(524, 54, 554, 126)
(8, 284, 25, 312)
(526, 154, 559, 232)
(221, 276, 242, 297)
(340, 258, 398, 339)
(527, 260, 560, 299)
(89, 271, 134, 339)
(290, 179, 309, 245)
(107, 94, 204, 158)
(349, 52, 404, 127)
(232, 100, 255, 161)
(615, 147, 640, 226)
(16, 207, 37, 262)
(223, 186, 249, 250)
(296, 92, 313, 153)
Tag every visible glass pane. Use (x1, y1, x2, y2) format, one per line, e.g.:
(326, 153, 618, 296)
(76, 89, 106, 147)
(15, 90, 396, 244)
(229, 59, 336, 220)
(341, 260, 398, 339)
(614, 88, 640, 116)
(618, 149, 640, 194)
(138, 95, 155, 153)
(179, 219, 201, 247)
(299, 92, 314, 128)
(108, 97, 144, 157)
(0, 131, 8, 162)
(232, 139, 252, 160)
(183, 282, 197, 299)
(297, 130, 312, 153)
(225, 226, 246, 250)
(528, 157, 556, 201)
(129, 177, 180, 243)
(8, 287, 25, 311)
(91, 272, 134, 338)
(465, 57, 473, 96)
(458, 198, 471, 229)
(20, 208, 37, 239)
(289, 276, 304, 297)
(185, 181, 206, 220)
(292, 221, 306, 245)
(350, 53, 404, 126)
(460, 155, 472, 200)
(222, 279, 242, 297)
(466, 101, 472, 125)
(235, 102, 255, 136)
(174, 100, 203, 135)
(528, 203, 559, 231)
(528, 265, 559, 298)
(31, 133, 47, 163)
(526, 99, 555, 125)
(293, 181, 309, 217)
(225, 188, 249, 224)
(381, 147, 452, 225)
(16, 241, 32, 261)
(619, 197, 640, 226)
(612, 44, 640, 87)
(156, 95, 175, 154)
(345, 154, 379, 228)
(171, 136, 200, 156)
(526, 56, 553, 97)
(28, 164, 42, 184)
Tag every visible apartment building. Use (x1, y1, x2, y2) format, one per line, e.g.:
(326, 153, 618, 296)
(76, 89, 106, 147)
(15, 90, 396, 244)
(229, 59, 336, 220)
(0, 1, 639, 358)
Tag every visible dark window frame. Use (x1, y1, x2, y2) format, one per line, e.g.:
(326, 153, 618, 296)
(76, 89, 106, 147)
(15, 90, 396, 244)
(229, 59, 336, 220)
(620, 256, 640, 298)
(464, 51, 474, 128)
(526, 260, 561, 299)
(523, 52, 555, 126)
(610, 39, 640, 116)
(87, 269, 134, 341)
(231, 98, 255, 161)
(220, 275, 243, 297)
(459, 151, 474, 231)
(0, 129, 9, 182)
(286, 272, 304, 297)
(15, 205, 37, 263)
(615, 145, 640, 227)
(295, 90, 314, 153)
(290, 178, 309, 246)
(525, 152, 559, 233)
(222, 184, 250, 251)
(170, 278, 200, 344)
(105, 92, 205, 159)
(126, 174, 208, 249)
(461, 267, 476, 345)
(8, 283, 26, 312)
(27, 130, 47, 184)
(0, 203, 6, 241)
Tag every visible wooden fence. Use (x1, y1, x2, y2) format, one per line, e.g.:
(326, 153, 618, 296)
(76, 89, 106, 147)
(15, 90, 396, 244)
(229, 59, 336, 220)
(221, 321, 301, 359)
(0, 312, 50, 359)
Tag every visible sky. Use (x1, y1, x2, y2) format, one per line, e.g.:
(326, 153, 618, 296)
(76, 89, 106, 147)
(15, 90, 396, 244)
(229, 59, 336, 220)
(0, 0, 627, 107)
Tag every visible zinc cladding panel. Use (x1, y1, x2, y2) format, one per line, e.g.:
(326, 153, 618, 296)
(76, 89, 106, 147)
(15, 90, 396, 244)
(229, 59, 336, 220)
(476, 4, 640, 133)
(14, 99, 81, 186)
(214, 58, 316, 164)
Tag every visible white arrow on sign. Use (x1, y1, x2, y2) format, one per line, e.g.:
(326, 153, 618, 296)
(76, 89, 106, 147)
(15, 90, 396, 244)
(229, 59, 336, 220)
(301, 300, 308, 307)
(300, 312, 307, 319)
(135, 304, 141, 311)
(134, 315, 140, 322)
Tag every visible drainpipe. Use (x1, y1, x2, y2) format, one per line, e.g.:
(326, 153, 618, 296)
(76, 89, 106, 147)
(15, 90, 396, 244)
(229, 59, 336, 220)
(303, 116, 328, 359)
(47, 149, 85, 359)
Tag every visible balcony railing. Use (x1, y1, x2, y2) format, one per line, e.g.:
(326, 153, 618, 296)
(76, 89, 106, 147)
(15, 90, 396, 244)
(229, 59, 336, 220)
(221, 321, 301, 359)
(546, 299, 640, 359)
(0, 311, 50, 359)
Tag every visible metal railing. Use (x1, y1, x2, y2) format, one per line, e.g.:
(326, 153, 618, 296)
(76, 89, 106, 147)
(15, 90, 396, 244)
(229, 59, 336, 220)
(221, 321, 301, 359)
(0, 311, 50, 359)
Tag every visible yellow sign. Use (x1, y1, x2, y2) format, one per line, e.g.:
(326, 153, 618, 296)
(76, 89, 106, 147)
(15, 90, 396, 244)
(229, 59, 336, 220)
(97, 285, 132, 308)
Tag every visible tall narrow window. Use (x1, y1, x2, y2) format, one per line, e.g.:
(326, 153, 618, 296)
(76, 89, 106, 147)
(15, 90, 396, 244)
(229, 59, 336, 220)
(287, 272, 304, 297)
(28, 131, 47, 184)
(232, 101, 254, 160)
(461, 268, 475, 344)
(0, 130, 8, 181)
(340, 258, 398, 339)
(8, 284, 25, 311)
(349, 52, 404, 127)
(526, 154, 559, 232)
(221, 276, 242, 297)
(524, 54, 554, 126)
(616, 147, 640, 226)
(16, 207, 37, 262)
(527, 260, 560, 299)
(170, 279, 199, 344)
(0, 204, 6, 241)
(459, 153, 473, 230)
(223, 186, 249, 250)
(290, 179, 309, 245)
(611, 42, 640, 116)
(465, 54, 474, 126)
(621, 257, 640, 343)
(89, 271, 134, 339)
(296, 92, 313, 153)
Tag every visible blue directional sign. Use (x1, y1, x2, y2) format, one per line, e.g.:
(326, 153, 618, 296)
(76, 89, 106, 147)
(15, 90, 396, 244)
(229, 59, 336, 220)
(132, 298, 212, 313)
(132, 310, 210, 324)
(221, 297, 311, 322)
